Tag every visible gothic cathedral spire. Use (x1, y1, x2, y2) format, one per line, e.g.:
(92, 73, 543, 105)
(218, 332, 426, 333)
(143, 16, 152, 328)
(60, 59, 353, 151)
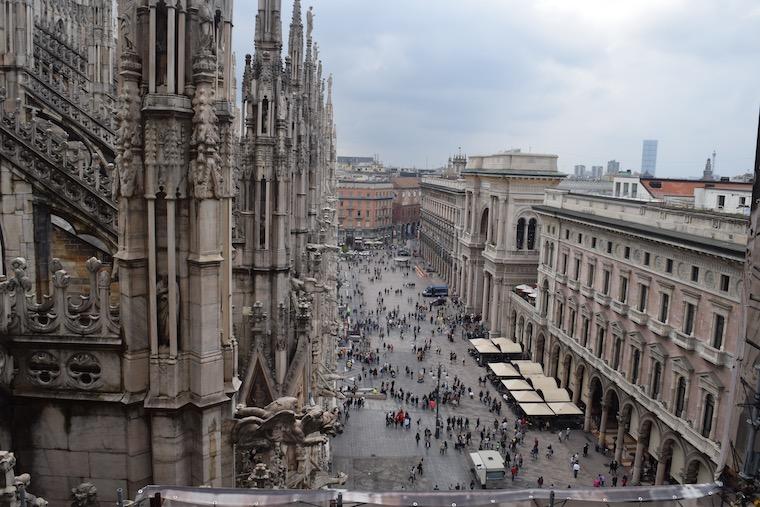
(255, 0, 283, 53)
(288, 0, 304, 86)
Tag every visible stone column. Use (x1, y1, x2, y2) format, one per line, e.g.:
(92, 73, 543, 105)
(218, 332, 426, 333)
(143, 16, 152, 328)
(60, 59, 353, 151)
(632, 440, 645, 485)
(485, 206, 493, 244)
(490, 281, 501, 334)
(177, 9, 186, 92)
(482, 272, 491, 321)
(496, 196, 506, 250)
(598, 403, 609, 447)
(655, 456, 667, 485)
(148, 4, 156, 93)
(466, 262, 474, 310)
(464, 192, 471, 233)
(572, 380, 582, 404)
(583, 390, 592, 432)
(614, 416, 627, 462)
(166, 3, 176, 93)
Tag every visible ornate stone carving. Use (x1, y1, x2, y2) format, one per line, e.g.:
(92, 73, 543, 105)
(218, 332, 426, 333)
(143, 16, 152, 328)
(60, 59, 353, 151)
(0, 258, 119, 338)
(113, 52, 143, 199)
(189, 67, 224, 199)
(27, 351, 60, 386)
(66, 353, 102, 389)
(0, 346, 14, 387)
(233, 397, 343, 488)
(70, 482, 98, 507)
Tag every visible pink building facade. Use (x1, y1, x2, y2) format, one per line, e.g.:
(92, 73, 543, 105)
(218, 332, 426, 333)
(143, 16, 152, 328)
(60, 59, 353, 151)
(509, 190, 747, 485)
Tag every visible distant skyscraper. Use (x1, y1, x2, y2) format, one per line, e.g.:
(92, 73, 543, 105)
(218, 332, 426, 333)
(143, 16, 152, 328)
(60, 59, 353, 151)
(574, 164, 586, 177)
(591, 165, 603, 178)
(641, 140, 658, 176)
(607, 160, 620, 174)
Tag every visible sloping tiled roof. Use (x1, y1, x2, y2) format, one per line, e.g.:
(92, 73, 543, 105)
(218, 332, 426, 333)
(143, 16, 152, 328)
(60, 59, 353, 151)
(640, 178, 752, 198)
(392, 177, 420, 188)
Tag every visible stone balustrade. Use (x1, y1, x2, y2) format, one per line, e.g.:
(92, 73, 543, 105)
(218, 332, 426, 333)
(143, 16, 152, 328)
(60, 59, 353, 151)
(0, 257, 119, 339)
(0, 101, 117, 239)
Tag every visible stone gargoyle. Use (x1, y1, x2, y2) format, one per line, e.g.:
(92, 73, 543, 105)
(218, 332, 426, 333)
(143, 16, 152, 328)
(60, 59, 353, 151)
(233, 397, 342, 451)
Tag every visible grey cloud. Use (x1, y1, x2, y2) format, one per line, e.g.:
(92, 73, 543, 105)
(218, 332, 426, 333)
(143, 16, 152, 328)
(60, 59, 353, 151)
(234, 0, 760, 176)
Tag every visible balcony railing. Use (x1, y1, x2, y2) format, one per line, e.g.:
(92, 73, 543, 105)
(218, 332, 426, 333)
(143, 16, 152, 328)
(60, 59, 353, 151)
(670, 329, 697, 351)
(610, 299, 629, 316)
(628, 307, 649, 325)
(647, 319, 672, 337)
(594, 292, 611, 307)
(697, 342, 732, 367)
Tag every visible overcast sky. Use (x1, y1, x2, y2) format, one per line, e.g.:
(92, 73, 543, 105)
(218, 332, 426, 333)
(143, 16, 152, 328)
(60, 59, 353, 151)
(232, 0, 760, 177)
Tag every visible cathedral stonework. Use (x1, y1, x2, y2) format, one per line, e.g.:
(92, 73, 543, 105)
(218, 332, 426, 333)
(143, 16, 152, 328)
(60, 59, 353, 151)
(0, 0, 339, 503)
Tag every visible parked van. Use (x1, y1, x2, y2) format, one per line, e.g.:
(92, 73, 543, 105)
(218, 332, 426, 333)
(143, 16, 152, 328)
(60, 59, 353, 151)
(422, 285, 448, 297)
(469, 450, 505, 488)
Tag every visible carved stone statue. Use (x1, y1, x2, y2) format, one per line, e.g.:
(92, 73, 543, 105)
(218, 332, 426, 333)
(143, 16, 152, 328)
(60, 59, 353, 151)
(306, 7, 314, 38)
(197, 2, 215, 53)
(71, 482, 99, 507)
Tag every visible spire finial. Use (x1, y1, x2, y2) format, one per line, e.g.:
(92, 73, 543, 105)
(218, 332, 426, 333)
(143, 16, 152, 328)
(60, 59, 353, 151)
(292, 0, 302, 25)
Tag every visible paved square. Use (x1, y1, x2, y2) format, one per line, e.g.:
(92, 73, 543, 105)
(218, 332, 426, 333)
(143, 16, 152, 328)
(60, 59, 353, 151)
(331, 246, 618, 491)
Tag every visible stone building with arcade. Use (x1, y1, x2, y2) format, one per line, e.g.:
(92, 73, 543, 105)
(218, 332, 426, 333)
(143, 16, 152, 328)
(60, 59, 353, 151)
(0, 0, 341, 503)
(509, 189, 747, 484)
(453, 149, 564, 332)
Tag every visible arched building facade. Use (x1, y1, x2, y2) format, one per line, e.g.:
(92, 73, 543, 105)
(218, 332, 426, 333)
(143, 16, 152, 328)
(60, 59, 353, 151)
(508, 189, 747, 485)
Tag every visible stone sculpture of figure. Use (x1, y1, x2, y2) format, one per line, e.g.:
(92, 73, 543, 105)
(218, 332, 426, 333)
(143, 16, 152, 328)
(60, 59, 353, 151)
(189, 86, 224, 199)
(156, 276, 170, 348)
(232, 397, 341, 451)
(13, 473, 48, 506)
(306, 7, 313, 38)
(198, 2, 215, 52)
(71, 482, 99, 507)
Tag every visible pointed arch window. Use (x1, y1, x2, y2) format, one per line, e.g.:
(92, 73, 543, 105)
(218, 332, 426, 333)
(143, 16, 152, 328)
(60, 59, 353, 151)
(516, 218, 525, 250)
(527, 218, 537, 250)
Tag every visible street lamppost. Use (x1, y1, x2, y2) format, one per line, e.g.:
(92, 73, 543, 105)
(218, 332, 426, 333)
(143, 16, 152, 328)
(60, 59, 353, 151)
(434, 362, 442, 439)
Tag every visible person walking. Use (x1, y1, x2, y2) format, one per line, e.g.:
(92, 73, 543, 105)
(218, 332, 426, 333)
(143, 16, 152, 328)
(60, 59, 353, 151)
(416, 432, 421, 446)
(573, 462, 580, 478)
(583, 442, 589, 457)
(537, 476, 544, 488)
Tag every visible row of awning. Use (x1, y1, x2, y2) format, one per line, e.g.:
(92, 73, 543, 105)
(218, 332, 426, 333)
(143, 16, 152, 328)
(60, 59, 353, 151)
(469, 337, 522, 355)
(481, 358, 584, 417)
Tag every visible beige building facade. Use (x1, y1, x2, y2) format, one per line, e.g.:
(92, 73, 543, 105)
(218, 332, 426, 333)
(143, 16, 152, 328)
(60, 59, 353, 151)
(419, 176, 465, 284)
(510, 190, 747, 484)
(455, 150, 564, 333)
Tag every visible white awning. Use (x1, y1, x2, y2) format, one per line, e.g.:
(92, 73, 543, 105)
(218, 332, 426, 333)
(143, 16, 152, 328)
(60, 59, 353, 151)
(538, 387, 572, 402)
(511, 390, 544, 403)
(528, 375, 559, 391)
(501, 379, 533, 391)
(514, 362, 544, 376)
(490, 337, 522, 354)
(488, 362, 521, 378)
(547, 402, 584, 416)
(469, 339, 501, 354)
(519, 402, 555, 416)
